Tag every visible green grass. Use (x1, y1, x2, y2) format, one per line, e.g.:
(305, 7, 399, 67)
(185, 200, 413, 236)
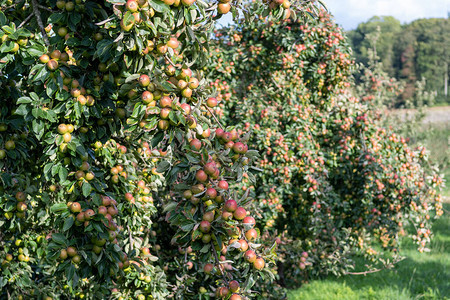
(287, 203, 450, 300)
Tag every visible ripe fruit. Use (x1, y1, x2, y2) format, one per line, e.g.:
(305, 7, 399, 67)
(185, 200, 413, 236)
(217, 180, 229, 190)
(84, 209, 95, 220)
(238, 239, 248, 251)
(230, 294, 242, 300)
(39, 54, 50, 63)
(16, 202, 27, 212)
(224, 199, 237, 212)
(16, 192, 26, 201)
(180, 103, 191, 114)
(158, 120, 169, 130)
(204, 162, 217, 176)
(218, 2, 231, 14)
(181, 87, 192, 98)
(204, 263, 214, 274)
(199, 220, 211, 233)
(167, 37, 179, 49)
(195, 170, 208, 182)
(57, 124, 68, 134)
(253, 257, 265, 270)
(70, 202, 81, 213)
(60, 249, 68, 260)
(243, 216, 256, 227)
(156, 43, 168, 54)
(190, 139, 201, 150)
(50, 50, 61, 59)
(229, 280, 239, 293)
(232, 142, 247, 154)
(67, 246, 77, 257)
(141, 91, 153, 104)
(233, 207, 246, 220)
(206, 97, 217, 108)
(245, 228, 258, 241)
(189, 77, 199, 89)
(63, 132, 72, 143)
(138, 74, 150, 87)
(47, 59, 59, 71)
(160, 107, 171, 119)
(126, 0, 139, 12)
(244, 250, 256, 263)
(181, 0, 195, 5)
(205, 188, 217, 199)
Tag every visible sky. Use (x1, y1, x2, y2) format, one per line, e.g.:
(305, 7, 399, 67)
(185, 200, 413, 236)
(325, 0, 449, 30)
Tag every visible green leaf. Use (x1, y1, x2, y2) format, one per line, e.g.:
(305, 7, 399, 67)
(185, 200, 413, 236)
(48, 13, 64, 24)
(123, 11, 135, 27)
(51, 203, 68, 213)
(82, 182, 92, 197)
(66, 264, 76, 281)
(0, 40, 15, 53)
(51, 233, 68, 245)
(16, 97, 32, 104)
(63, 217, 74, 231)
(26, 44, 46, 57)
(0, 12, 6, 26)
(156, 161, 170, 173)
(148, 0, 170, 13)
(59, 167, 68, 182)
(151, 131, 164, 147)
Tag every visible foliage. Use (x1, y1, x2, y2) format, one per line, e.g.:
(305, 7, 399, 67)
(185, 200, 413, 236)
(0, 0, 322, 299)
(206, 7, 444, 290)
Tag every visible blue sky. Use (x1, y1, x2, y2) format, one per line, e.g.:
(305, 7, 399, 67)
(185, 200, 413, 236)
(217, 0, 449, 30)
(321, 0, 449, 30)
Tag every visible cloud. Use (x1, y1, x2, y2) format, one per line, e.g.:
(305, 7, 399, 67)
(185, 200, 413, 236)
(325, 0, 449, 29)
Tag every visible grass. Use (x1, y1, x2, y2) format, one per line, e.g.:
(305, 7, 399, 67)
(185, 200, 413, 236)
(287, 203, 450, 300)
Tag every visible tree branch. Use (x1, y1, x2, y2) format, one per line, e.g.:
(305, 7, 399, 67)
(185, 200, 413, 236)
(344, 257, 405, 275)
(31, 0, 50, 47)
(205, 105, 224, 130)
(37, 4, 55, 12)
(18, 14, 34, 29)
(210, 241, 229, 284)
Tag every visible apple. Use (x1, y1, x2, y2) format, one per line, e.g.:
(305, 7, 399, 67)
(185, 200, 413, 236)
(217, 2, 231, 14)
(199, 220, 211, 233)
(245, 228, 258, 241)
(189, 139, 201, 150)
(126, 0, 139, 12)
(244, 250, 256, 263)
(253, 257, 265, 270)
(224, 199, 237, 212)
(195, 170, 208, 182)
(70, 202, 82, 213)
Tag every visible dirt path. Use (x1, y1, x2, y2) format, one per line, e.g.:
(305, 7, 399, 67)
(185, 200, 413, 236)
(390, 106, 450, 124)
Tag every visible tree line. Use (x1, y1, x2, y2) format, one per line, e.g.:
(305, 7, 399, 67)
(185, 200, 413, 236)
(347, 16, 449, 106)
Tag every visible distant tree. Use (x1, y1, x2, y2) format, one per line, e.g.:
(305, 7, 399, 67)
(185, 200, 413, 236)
(348, 16, 402, 76)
